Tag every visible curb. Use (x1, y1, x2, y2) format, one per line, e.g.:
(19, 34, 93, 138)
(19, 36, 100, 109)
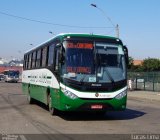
(128, 94, 160, 104)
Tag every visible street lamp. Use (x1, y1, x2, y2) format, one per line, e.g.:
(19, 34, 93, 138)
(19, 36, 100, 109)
(49, 31, 55, 35)
(90, 3, 119, 38)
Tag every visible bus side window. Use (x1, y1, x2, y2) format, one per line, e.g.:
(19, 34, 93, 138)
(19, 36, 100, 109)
(48, 44, 55, 66)
(42, 46, 48, 67)
(23, 55, 26, 70)
(36, 49, 41, 68)
(54, 47, 60, 71)
(32, 51, 36, 68)
(25, 55, 27, 69)
(28, 53, 32, 69)
(46, 46, 49, 66)
(26, 55, 29, 69)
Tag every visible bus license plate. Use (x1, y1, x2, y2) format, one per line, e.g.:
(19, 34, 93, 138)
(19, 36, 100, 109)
(91, 105, 103, 109)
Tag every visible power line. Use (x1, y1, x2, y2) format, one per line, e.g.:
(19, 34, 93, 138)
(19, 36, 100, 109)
(0, 11, 113, 29)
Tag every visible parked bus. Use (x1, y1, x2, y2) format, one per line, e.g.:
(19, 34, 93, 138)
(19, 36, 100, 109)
(22, 33, 128, 115)
(4, 70, 19, 83)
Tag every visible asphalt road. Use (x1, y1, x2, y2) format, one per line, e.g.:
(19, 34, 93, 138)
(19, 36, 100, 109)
(0, 82, 160, 135)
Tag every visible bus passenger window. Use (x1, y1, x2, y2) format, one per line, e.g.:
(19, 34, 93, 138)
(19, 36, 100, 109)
(28, 53, 32, 69)
(23, 55, 26, 69)
(32, 51, 36, 68)
(25, 55, 29, 69)
(36, 49, 41, 68)
(48, 44, 55, 66)
(54, 48, 60, 71)
(42, 47, 47, 67)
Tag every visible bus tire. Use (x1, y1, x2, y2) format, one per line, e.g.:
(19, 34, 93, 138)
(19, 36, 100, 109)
(48, 95, 57, 116)
(27, 86, 34, 104)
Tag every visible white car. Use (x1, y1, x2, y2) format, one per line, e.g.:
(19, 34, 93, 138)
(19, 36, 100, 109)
(0, 74, 4, 81)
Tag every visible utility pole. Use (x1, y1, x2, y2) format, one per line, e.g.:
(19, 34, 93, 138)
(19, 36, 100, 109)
(116, 24, 119, 38)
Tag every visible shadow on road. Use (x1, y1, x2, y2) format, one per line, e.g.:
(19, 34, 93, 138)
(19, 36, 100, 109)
(25, 99, 146, 121)
(58, 108, 146, 121)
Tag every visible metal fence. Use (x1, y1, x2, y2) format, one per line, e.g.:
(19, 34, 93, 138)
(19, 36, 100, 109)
(128, 72, 160, 92)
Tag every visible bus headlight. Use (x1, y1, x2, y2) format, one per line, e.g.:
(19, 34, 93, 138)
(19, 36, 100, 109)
(115, 90, 127, 100)
(62, 88, 78, 99)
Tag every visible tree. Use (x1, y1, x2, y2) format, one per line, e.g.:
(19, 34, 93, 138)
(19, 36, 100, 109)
(128, 56, 134, 69)
(142, 58, 160, 71)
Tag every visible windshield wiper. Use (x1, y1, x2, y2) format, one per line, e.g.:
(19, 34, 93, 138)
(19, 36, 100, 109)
(105, 67, 115, 84)
(79, 74, 88, 84)
(95, 49, 115, 84)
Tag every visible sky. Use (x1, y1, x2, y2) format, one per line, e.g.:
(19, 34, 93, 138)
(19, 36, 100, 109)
(0, 0, 160, 60)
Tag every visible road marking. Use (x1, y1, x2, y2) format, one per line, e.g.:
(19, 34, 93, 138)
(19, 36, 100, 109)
(19, 135, 27, 140)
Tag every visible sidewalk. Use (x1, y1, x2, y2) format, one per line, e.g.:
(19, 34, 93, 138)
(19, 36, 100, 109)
(127, 90, 160, 103)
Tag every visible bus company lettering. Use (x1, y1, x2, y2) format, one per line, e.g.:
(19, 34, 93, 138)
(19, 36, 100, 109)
(67, 43, 93, 49)
(67, 67, 91, 73)
(95, 93, 112, 98)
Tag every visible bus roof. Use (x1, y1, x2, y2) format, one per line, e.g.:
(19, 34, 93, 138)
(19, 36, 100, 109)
(25, 33, 120, 54)
(3, 69, 19, 72)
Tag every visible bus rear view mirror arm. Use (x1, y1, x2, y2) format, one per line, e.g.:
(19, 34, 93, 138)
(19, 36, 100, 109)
(123, 45, 129, 66)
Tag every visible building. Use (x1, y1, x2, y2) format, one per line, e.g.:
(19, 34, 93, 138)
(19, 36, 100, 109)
(0, 60, 4, 65)
(133, 60, 143, 66)
(0, 66, 23, 74)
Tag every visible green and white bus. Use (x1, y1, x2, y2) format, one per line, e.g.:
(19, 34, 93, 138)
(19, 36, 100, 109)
(22, 33, 128, 115)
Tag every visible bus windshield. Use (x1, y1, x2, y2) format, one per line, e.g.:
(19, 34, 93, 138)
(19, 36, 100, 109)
(4, 70, 19, 77)
(62, 40, 126, 84)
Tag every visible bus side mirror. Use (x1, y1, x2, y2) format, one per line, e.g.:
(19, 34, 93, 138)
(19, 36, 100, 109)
(124, 45, 129, 66)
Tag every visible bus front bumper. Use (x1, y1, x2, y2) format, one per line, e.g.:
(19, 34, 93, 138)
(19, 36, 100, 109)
(56, 91, 127, 112)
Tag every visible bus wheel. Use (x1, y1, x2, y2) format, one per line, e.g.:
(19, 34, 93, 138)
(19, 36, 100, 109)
(27, 86, 34, 104)
(48, 95, 57, 115)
